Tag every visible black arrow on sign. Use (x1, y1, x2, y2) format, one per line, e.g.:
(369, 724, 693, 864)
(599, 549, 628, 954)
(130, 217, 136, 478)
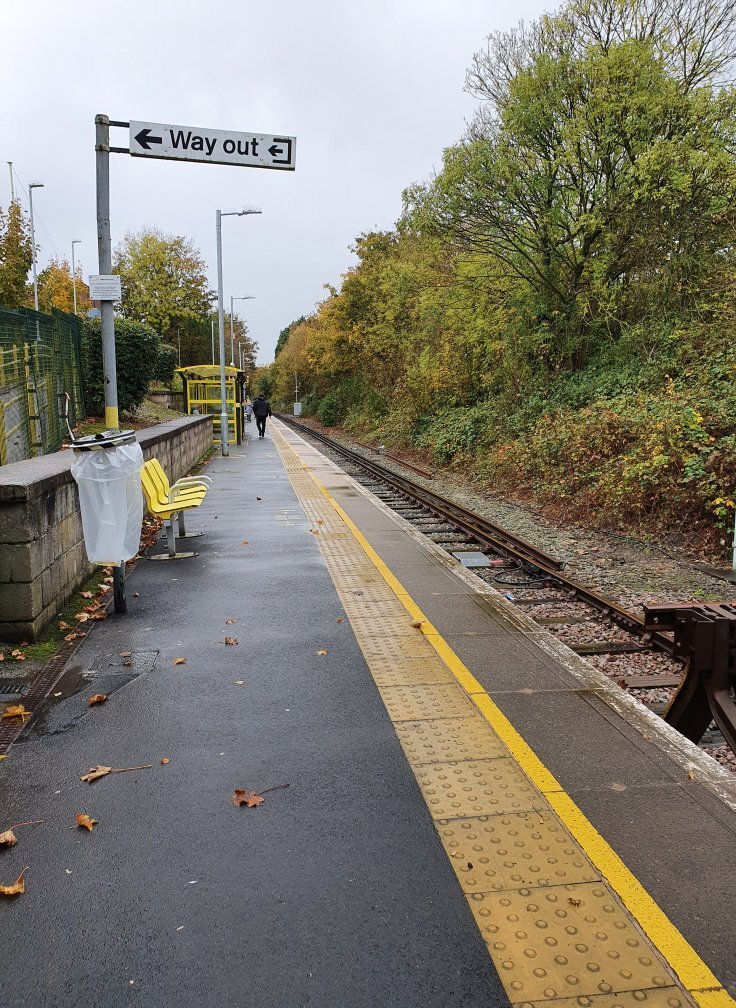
(134, 128, 163, 151)
(268, 143, 283, 158)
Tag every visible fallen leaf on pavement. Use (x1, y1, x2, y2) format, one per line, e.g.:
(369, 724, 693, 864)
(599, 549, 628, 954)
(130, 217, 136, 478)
(2, 704, 30, 720)
(568, 898, 581, 907)
(74, 613, 90, 622)
(256, 496, 261, 501)
(0, 653, 4, 661)
(0, 868, 27, 897)
(80, 764, 152, 783)
(410, 620, 425, 629)
(336, 618, 344, 623)
(232, 783, 288, 808)
(241, 539, 249, 545)
(225, 619, 236, 625)
(309, 529, 320, 535)
(103, 576, 113, 584)
(173, 658, 187, 666)
(316, 519, 323, 525)
(231, 790, 264, 808)
(58, 620, 71, 630)
(133, 592, 140, 598)
(234, 680, 244, 685)
(90, 611, 108, 621)
(687, 770, 697, 781)
(160, 757, 170, 765)
(11, 650, 26, 662)
(119, 651, 132, 658)
(0, 830, 17, 847)
(75, 813, 98, 832)
(80, 591, 94, 599)
(224, 637, 238, 646)
(315, 649, 328, 656)
(87, 694, 108, 706)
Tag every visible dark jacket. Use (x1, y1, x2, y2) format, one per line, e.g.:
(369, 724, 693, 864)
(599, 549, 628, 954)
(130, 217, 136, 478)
(252, 396, 272, 418)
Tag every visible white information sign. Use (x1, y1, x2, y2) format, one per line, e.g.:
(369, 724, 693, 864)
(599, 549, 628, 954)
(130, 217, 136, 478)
(89, 274, 122, 300)
(129, 120, 296, 171)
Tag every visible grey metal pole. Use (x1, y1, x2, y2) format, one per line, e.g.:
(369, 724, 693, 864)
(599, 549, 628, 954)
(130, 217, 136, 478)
(230, 295, 235, 365)
(8, 162, 13, 202)
(71, 240, 81, 315)
(28, 183, 42, 312)
(216, 209, 229, 457)
(211, 319, 215, 364)
(95, 114, 125, 613)
(95, 114, 119, 433)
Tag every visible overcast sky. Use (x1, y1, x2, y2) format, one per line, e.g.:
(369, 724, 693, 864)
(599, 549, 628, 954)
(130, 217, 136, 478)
(1, 0, 549, 363)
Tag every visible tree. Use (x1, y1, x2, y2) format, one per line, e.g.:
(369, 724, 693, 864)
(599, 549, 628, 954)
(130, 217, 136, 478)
(275, 317, 305, 356)
(36, 259, 91, 315)
(0, 200, 33, 309)
(81, 317, 159, 415)
(114, 229, 215, 341)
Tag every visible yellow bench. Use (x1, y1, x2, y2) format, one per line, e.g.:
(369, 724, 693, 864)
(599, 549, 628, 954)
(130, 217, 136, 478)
(140, 459, 210, 560)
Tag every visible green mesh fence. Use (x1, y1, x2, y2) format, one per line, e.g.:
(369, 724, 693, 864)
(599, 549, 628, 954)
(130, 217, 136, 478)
(0, 306, 85, 465)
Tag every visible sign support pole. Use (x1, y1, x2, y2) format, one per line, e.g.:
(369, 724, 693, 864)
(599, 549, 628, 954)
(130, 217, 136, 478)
(95, 113, 126, 613)
(215, 209, 229, 457)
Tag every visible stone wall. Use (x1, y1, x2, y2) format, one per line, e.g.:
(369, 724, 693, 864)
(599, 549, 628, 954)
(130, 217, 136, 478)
(0, 415, 212, 642)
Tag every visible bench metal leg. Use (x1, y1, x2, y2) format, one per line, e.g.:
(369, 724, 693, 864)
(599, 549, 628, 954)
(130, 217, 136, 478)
(146, 517, 198, 561)
(177, 510, 204, 539)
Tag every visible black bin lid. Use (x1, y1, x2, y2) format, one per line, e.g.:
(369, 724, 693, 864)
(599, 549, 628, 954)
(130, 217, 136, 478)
(71, 429, 137, 451)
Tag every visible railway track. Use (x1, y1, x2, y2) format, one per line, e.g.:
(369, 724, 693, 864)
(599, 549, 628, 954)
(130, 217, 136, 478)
(278, 415, 736, 769)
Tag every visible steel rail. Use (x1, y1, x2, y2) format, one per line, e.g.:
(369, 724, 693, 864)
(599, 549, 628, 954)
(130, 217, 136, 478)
(278, 415, 678, 659)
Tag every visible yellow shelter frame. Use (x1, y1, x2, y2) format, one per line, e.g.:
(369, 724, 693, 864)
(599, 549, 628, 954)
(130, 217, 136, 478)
(176, 365, 245, 445)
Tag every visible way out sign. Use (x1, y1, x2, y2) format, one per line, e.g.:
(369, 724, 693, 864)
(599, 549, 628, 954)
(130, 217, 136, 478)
(129, 120, 296, 171)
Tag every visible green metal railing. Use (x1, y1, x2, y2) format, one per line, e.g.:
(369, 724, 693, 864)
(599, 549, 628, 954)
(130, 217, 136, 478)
(0, 306, 85, 465)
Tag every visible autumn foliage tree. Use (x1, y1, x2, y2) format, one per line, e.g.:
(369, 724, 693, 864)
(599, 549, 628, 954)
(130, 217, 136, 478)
(36, 260, 91, 316)
(0, 201, 33, 309)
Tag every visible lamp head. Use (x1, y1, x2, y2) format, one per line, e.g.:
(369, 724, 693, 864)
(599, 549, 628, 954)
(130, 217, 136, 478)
(29, 181, 44, 190)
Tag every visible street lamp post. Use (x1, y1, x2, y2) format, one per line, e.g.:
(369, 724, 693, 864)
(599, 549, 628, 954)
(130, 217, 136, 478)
(230, 294, 255, 365)
(71, 240, 82, 315)
(215, 206, 261, 457)
(28, 182, 44, 313)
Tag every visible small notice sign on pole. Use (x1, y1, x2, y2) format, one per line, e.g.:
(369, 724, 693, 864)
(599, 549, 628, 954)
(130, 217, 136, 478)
(89, 274, 122, 300)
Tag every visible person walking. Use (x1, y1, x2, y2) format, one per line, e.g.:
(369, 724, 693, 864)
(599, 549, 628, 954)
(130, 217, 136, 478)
(252, 394, 272, 438)
(244, 400, 253, 423)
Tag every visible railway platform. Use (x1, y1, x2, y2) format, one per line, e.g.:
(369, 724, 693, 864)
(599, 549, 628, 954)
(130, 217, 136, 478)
(1, 418, 734, 1008)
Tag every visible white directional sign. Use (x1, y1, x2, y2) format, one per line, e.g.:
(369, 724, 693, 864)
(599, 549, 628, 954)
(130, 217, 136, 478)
(129, 120, 296, 171)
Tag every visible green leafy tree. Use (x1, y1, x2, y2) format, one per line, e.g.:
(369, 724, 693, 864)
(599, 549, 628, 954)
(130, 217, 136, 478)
(152, 343, 178, 384)
(275, 316, 305, 356)
(0, 201, 33, 309)
(81, 317, 159, 415)
(114, 229, 215, 341)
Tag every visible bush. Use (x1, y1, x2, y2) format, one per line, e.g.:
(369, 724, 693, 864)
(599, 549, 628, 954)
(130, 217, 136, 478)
(152, 343, 178, 385)
(82, 317, 159, 415)
(317, 390, 341, 427)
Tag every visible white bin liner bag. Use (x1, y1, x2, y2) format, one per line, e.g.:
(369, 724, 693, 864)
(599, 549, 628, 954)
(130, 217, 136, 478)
(71, 441, 144, 565)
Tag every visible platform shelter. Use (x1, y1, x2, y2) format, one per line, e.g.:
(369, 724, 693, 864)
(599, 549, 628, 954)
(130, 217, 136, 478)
(176, 364, 246, 445)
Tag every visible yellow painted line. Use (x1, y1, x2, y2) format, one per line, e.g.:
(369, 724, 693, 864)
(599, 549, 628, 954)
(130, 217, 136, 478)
(281, 438, 733, 1008)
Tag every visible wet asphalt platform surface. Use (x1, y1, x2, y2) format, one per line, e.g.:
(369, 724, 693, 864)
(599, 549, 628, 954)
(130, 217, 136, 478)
(0, 429, 505, 1007)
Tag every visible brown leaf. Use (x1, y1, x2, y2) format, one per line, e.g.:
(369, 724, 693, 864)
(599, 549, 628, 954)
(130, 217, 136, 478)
(315, 649, 329, 656)
(80, 591, 94, 599)
(64, 632, 80, 642)
(2, 704, 30, 720)
(241, 539, 250, 545)
(75, 813, 98, 832)
(231, 789, 265, 808)
(87, 694, 108, 707)
(80, 763, 152, 783)
(309, 528, 320, 535)
(160, 757, 171, 765)
(90, 611, 108, 621)
(103, 576, 114, 584)
(119, 651, 132, 658)
(225, 619, 236, 625)
(224, 637, 238, 646)
(133, 592, 140, 598)
(256, 496, 261, 500)
(0, 868, 27, 897)
(74, 613, 90, 622)
(568, 898, 581, 907)
(687, 770, 697, 781)
(99, 584, 111, 594)
(0, 829, 17, 847)
(0, 653, 4, 661)
(12, 652, 26, 661)
(122, 661, 133, 667)
(173, 658, 187, 666)
(58, 620, 71, 630)
(316, 519, 323, 525)
(336, 618, 344, 623)
(410, 620, 425, 629)
(80, 765, 112, 783)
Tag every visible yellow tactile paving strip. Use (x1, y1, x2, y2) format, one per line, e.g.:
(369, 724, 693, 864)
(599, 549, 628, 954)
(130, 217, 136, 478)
(271, 425, 734, 1008)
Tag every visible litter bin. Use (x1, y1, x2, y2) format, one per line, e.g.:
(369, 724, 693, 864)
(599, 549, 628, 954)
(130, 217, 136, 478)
(70, 430, 144, 567)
